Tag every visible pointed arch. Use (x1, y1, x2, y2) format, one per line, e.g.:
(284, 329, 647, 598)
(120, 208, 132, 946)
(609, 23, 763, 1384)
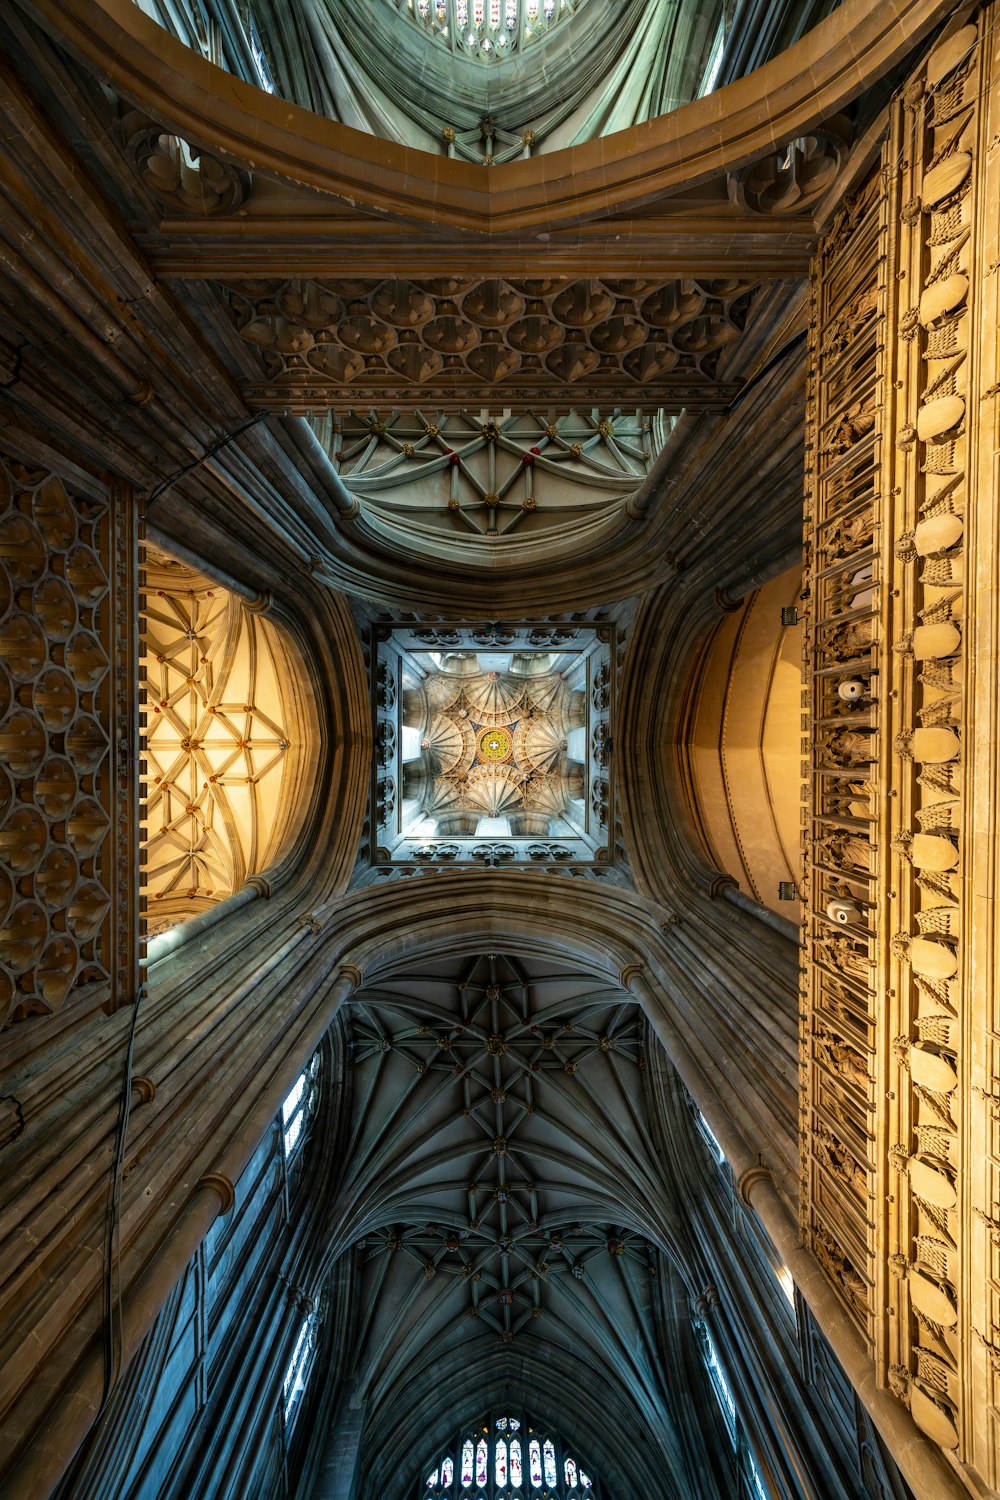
(140, 543, 316, 934)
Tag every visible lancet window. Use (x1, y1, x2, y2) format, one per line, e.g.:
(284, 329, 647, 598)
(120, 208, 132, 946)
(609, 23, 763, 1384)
(697, 1329, 772, 1499)
(282, 1314, 318, 1429)
(281, 1051, 321, 1165)
(696, 1109, 726, 1165)
(421, 1412, 596, 1497)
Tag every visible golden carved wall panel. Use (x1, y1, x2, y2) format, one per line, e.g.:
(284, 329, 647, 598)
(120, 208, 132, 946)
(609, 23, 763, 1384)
(802, 10, 1000, 1486)
(139, 548, 304, 935)
(801, 162, 882, 1348)
(0, 451, 136, 1023)
(219, 276, 763, 412)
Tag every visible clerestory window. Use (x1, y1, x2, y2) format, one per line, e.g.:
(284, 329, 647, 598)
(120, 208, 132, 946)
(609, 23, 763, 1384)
(281, 1051, 320, 1164)
(282, 1314, 318, 1430)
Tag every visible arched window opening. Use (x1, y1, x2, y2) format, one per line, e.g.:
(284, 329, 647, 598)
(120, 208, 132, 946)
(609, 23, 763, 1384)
(283, 1313, 318, 1431)
(282, 1051, 321, 1165)
(697, 1328, 773, 1499)
(140, 543, 309, 938)
(702, 1329, 737, 1440)
(420, 1412, 596, 1497)
(395, 0, 577, 60)
(696, 1109, 726, 1166)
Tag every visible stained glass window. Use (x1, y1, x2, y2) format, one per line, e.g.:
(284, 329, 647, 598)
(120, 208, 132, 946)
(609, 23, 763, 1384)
(401, 0, 575, 58)
(703, 1331, 737, 1439)
(543, 1440, 557, 1485)
(419, 1415, 598, 1497)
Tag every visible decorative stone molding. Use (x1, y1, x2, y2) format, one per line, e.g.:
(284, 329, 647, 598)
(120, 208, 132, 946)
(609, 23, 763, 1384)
(221, 276, 759, 413)
(198, 1171, 236, 1217)
(801, 13, 998, 1480)
(712, 587, 745, 613)
(727, 129, 850, 215)
(618, 962, 644, 991)
(123, 114, 251, 214)
(736, 1164, 772, 1208)
(0, 453, 136, 1023)
(692, 1284, 720, 1318)
(338, 963, 364, 993)
(130, 1076, 156, 1104)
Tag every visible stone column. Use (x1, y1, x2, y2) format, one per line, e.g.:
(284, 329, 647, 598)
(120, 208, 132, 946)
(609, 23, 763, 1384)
(311, 1386, 366, 1500)
(623, 964, 965, 1498)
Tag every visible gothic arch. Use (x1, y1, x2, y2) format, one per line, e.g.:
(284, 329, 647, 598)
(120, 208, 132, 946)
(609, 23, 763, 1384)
(31, 0, 951, 229)
(141, 543, 318, 934)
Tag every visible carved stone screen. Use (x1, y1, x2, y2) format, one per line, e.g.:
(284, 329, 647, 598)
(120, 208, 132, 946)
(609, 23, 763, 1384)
(372, 623, 613, 868)
(0, 449, 135, 1023)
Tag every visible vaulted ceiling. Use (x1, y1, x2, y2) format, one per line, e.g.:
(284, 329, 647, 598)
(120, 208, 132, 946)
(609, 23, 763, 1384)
(331, 951, 708, 1498)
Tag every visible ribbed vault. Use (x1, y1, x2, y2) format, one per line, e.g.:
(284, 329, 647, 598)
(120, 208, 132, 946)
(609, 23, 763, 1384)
(330, 951, 711, 1498)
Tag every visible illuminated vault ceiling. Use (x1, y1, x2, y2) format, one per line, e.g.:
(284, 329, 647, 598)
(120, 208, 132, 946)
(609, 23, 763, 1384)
(372, 623, 613, 867)
(313, 409, 659, 539)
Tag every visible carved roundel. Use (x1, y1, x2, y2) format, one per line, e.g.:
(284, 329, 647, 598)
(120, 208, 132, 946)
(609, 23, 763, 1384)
(476, 725, 514, 764)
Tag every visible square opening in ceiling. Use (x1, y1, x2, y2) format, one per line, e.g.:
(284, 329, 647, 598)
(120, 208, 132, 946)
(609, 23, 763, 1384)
(372, 623, 614, 868)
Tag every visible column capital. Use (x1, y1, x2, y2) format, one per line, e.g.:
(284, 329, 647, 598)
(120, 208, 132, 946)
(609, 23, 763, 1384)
(198, 1171, 236, 1217)
(736, 1164, 773, 1208)
(338, 963, 364, 993)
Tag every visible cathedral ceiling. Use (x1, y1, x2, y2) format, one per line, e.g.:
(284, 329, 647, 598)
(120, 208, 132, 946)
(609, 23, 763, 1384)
(371, 624, 613, 870)
(337, 951, 694, 1496)
(318, 409, 659, 540)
